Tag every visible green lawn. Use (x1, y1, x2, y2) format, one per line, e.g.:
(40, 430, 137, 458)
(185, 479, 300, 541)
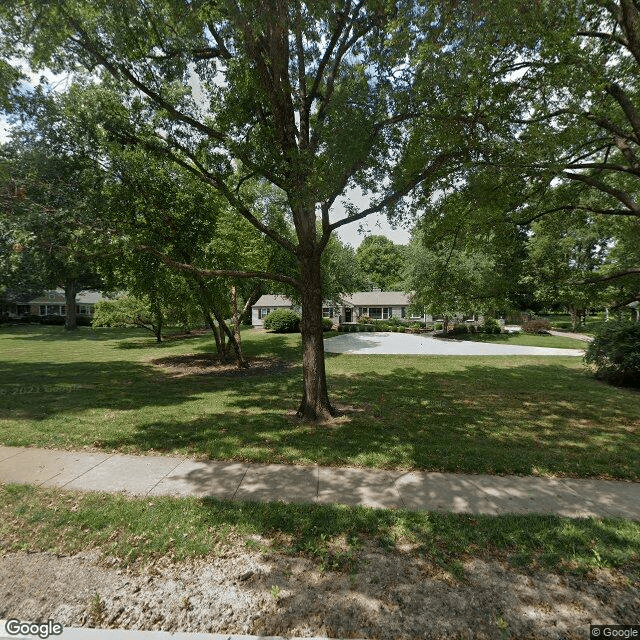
(443, 332, 586, 349)
(1, 325, 639, 479)
(3, 483, 639, 577)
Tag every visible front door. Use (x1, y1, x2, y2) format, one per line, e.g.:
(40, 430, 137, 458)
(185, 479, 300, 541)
(344, 307, 352, 323)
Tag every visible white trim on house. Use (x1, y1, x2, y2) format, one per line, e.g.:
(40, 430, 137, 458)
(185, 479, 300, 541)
(251, 291, 433, 326)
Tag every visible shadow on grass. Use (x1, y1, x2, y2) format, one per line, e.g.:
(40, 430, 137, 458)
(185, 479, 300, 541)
(96, 361, 640, 479)
(0, 360, 219, 422)
(3, 482, 639, 636)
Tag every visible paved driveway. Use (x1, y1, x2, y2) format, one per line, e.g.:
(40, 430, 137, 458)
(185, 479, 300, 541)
(324, 331, 584, 356)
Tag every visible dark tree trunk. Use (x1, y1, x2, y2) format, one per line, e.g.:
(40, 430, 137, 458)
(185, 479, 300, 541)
(210, 303, 248, 368)
(64, 281, 78, 331)
(240, 284, 263, 325)
(231, 285, 242, 353)
(192, 274, 246, 367)
(296, 254, 336, 421)
(192, 277, 224, 356)
(150, 292, 163, 343)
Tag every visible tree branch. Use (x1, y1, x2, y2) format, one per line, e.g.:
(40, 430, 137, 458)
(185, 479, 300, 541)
(563, 171, 640, 212)
(328, 153, 453, 233)
(138, 246, 301, 289)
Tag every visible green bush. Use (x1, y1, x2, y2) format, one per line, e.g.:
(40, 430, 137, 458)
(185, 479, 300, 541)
(263, 309, 301, 333)
(450, 323, 470, 335)
(585, 321, 640, 388)
(522, 318, 551, 334)
(434, 322, 443, 331)
(322, 317, 333, 331)
(481, 317, 502, 334)
(357, 315, 372, 324)
(40, 314, 65, 325)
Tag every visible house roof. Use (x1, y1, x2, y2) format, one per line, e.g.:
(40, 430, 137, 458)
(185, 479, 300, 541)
(27, 289, 109, 305)
(343, 291, 411, 306)
(254, 294, 296, 307)
(254, 291, 413, 309)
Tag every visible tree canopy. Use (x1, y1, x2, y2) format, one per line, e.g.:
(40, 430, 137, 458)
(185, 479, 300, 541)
(0, 0, 515, 418)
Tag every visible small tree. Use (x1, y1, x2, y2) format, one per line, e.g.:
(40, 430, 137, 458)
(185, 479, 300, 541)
(93, 296, 164, 342)
(585, 321, 640, 388)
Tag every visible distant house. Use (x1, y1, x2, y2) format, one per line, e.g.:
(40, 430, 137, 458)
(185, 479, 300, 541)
(251, 294, 300, 327)
(4, 289, 108, 319)
(252, 291, 431, 327)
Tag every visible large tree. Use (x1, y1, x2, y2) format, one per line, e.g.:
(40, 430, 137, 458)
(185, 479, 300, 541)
(424, 0, 640, 310)
(355, 234, 405, 290)
(0, 1, 510, 419)
(0, 140, 104, 330)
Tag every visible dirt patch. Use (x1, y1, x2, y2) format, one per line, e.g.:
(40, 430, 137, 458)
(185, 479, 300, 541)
(2, 545, 637, 639)
(150, 354, 292, 378)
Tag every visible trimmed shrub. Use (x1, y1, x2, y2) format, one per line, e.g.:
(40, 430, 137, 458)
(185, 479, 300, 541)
(552, 321, 573, 331)
(481, 317, 502, 334)
(522, 318, 552, 334)
(448, 323, 466, 335)
(322, 317, 333, 331)
(263, 309, 301, 333)
(40, 314, 65, 325)
(585, 321, 640, 388)
(357, 315, 373, 324)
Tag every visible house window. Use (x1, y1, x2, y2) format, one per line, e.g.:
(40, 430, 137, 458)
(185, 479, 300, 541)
(369, 307, 382, 319)
(258, 308, 271, 319)
(322, 307, 333, 318)
(60, 305, 66, 316)
(401, 307, 406, 318)
(40, 305, 46, 316)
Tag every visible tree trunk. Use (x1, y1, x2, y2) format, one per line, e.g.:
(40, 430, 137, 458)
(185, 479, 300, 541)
(64, 281, 78, 331)
(210, 304, 248, 368)
(150, 292, 163, 343)
(192, 278, 224, 356)
(231, 284, 242, 353)
(569, 307, 579, 332)
(297, 255, 336, 421)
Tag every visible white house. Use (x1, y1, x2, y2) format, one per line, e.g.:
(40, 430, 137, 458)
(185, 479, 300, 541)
(4, 289, 108, 318)
(252, 291, 431, 327)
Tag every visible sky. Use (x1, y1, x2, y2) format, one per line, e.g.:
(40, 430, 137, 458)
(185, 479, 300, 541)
(330, 188, 412, 248)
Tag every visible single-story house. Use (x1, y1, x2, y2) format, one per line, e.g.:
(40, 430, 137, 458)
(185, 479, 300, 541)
(3, 289, 108, 318)
(252, 291, 431, 327)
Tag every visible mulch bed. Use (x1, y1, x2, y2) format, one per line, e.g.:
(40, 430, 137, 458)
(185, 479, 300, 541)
(150, 354, 293, 378)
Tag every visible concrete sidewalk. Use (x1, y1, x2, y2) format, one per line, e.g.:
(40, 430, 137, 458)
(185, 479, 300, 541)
(1, 446, 638, 520)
